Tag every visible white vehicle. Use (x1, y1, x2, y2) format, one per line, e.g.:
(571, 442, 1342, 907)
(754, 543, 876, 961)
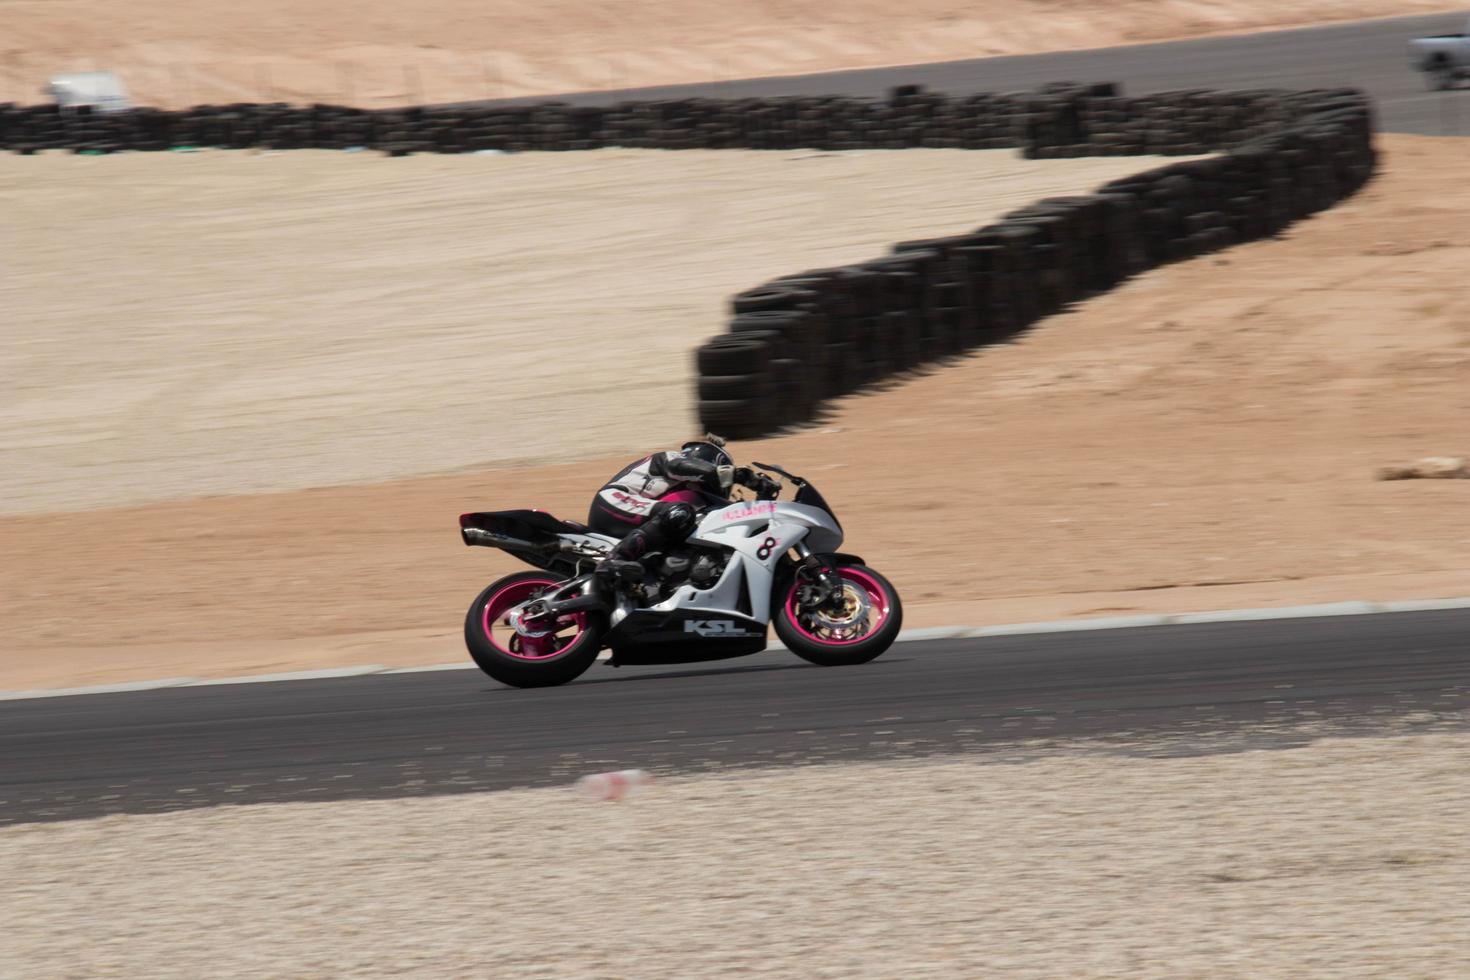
(1410, 19, 1470, 90)
(45, 71, 133, 113)
(458, 461, 903, 687)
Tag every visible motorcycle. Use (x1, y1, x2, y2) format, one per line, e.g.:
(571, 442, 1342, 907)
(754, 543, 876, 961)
(458, 462, 903, 688)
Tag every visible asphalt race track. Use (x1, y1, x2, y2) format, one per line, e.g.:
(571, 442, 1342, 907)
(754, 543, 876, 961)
(6, 15, 1470, 828)
(4, 610, 1468, 825)
(474, 12, 1470, 136)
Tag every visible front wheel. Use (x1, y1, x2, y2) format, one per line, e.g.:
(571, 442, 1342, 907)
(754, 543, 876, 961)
(464, 572, 605, 688)
(774, 563, 903, 666)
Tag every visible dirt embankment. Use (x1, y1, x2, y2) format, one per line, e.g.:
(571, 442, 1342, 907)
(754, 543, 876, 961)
(5, 730, 1468, 978)
(3, 134, 1468, 691)
(0, 148, 1175, 517)
(3, 1, 1463, 108)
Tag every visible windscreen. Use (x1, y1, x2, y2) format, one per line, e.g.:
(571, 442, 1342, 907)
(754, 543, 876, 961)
(794, 481, 841, 532)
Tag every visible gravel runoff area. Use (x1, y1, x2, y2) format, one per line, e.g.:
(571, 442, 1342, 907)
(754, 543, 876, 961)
(5, 729, 1469, 978)
(0, 147, 1181, 516)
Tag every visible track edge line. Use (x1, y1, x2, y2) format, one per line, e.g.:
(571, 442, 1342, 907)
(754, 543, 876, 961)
(5, 596, 1468, 700)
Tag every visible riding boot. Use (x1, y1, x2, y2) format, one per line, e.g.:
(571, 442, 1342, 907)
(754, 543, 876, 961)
(595, 528, 653, 589)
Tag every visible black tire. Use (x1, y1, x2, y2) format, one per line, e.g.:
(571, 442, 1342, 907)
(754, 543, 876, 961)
(731, 285, 815, 314)
(774, 563, 903, 666)
(697, 372, 770, 401)
(722, 328, 789, 360)
(820, 341, 858, 396)
(464, 572, 605, 688)
(698, 397, 770, 437)
(769, 357, 815, 420)
(732, 309, 812, 332)
(696, 337, 771, 375)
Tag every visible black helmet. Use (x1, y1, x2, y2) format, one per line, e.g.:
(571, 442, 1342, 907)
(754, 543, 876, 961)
(681, 434, 733, 469)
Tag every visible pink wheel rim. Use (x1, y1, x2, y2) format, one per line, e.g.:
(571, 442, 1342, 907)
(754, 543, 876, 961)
(783, 567, 891, 647)
(480, 578, 588, 661)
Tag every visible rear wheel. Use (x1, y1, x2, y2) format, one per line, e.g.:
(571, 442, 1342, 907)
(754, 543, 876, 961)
(774, 563, 903, 666)
(464, 572, 604, 688)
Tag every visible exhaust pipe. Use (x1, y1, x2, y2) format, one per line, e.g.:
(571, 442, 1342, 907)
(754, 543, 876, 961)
(461, 527, 553, 554)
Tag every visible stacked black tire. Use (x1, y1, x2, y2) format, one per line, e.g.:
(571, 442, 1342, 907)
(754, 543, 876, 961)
(695, 85, 1376, 439)
(0, 89, 1035, 156)
(0, 83, 1376, 445)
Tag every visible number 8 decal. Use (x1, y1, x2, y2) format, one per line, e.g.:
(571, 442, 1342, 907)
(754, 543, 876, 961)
(756, 536, 778, 561)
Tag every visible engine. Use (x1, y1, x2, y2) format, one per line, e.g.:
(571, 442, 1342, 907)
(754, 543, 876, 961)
(689, 553, 726, 588)
(655, 549, 726, 594)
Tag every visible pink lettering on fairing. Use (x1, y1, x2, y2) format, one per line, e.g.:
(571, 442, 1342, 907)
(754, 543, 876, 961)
(722, 502, 776, 522)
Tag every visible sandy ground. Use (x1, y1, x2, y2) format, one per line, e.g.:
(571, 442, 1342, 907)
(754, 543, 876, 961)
(4, 729, 1468, 977)
(6, 10, 1466, 977)
(2, 1, 1463, 108)
(3, 134, 1468, 691)
(0, 148, 1175, 516)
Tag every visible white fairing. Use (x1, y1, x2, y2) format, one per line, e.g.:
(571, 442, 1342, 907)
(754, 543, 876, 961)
(641, 500, 844, 625)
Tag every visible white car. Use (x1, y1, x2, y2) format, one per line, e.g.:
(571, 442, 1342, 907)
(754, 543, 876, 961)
(46, 71, 132, 113)
(1410, 19, 1470, 90)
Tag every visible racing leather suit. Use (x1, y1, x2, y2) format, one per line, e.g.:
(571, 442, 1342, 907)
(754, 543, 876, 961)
(588, 450, 773, 583)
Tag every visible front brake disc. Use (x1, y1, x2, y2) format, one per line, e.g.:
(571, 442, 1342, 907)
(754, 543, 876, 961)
(809, 584, 870, 634)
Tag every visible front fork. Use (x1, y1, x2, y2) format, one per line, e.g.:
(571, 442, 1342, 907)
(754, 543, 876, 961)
(790, 543, 845, 611)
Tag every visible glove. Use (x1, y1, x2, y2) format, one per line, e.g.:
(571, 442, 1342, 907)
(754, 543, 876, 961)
(735, 468, 780, 499)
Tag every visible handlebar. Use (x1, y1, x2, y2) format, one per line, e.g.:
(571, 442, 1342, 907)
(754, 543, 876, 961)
(749, 461, 801, 501)
(750, 461, 805, 486)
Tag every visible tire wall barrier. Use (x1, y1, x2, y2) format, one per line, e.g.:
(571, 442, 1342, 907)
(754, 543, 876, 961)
(697, 84, 1376, 437)
(0, 91, 1039, 154)
(0, 83, 1376, 440)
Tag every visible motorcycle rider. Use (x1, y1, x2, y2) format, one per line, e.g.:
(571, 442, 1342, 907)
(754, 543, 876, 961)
(589, 436, 779, 589)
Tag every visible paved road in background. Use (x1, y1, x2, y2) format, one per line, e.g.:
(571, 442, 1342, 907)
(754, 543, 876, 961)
(478, 12, 1470, 136)
(5, 610, 1467, 825)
